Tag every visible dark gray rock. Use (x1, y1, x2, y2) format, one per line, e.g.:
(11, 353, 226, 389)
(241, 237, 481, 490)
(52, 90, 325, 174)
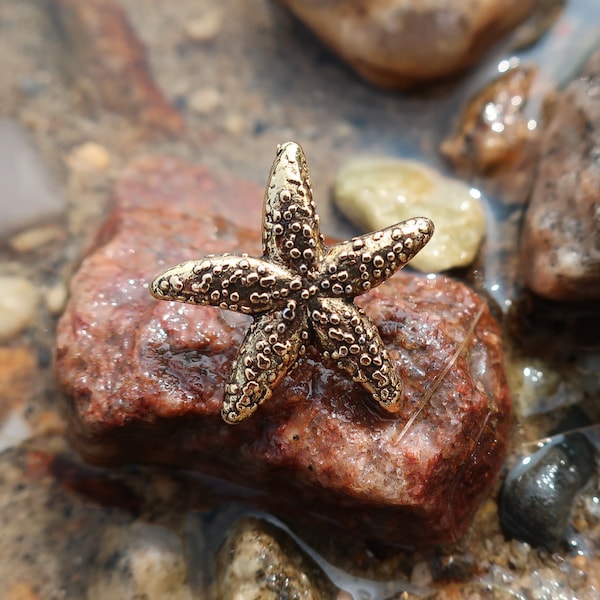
(499, 411, 596, 549)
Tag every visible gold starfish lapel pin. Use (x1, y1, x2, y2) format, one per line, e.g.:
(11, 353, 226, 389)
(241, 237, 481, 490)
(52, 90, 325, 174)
(150, 142, 434, 424)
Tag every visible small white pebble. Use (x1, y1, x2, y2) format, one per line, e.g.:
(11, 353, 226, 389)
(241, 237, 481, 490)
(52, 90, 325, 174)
(45, 282, 68, 315)
(188, 88, 221, 115)
(130, 537, 192, 599)
(65, 142, 111, 173)
(184, 10, 224, 43)
(0, 276, 39, 341)
(0, 409, 32, 452)
(410, 561, 433, 587)
(505, 356, 581, 418)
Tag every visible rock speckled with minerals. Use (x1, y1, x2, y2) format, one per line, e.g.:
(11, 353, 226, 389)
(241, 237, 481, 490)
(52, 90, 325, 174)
(55, 155, 511, 548)
(213, 517, 337, 599)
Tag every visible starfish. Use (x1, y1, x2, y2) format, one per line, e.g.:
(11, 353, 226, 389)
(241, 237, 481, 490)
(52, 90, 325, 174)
(150, 142, 434, 424)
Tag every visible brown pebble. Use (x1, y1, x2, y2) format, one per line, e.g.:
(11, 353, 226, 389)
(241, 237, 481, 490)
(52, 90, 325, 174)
(441, 66, 540, 175)
(520, 48, 600, 300)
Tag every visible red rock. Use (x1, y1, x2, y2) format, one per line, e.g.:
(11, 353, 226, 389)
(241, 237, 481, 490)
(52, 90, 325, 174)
(520, 49, 600, 301)
(46, 0, 183, 138)
(55, 156, 511, 548)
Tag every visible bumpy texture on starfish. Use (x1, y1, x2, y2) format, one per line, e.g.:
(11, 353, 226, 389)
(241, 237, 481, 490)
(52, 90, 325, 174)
(150, 142, 434, 424)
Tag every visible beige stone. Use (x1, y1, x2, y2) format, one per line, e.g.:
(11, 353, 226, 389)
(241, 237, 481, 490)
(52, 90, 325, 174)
(65, 142, 111, 173)
(184, 9, 224, 43)
(188, 87, 221, 115)
(44, 282, 68, 316)
(9, 224, 64, 253)
(88, 523, 193, 600)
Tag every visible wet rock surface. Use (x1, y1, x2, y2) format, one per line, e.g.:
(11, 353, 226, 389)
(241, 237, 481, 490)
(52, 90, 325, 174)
(499, 429, 595, 550)
(520, 48, 600, 301)
(55, 156, 511, 548)
(276, 0, 534, 89)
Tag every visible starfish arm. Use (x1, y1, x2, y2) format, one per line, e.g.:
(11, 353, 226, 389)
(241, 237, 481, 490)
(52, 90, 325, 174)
(262, 142, 326, 274)
(317, 217, 434, 298)
(309, 297, 403, 412)
(222, 304, 309, 423)
(149, 254, 297, 315)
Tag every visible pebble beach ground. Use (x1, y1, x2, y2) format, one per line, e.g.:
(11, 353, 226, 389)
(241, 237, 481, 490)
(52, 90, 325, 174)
(1, 0, 599, 598)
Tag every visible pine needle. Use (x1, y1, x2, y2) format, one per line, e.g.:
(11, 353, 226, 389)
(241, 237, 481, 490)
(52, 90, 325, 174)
(397, 303, 486, 443)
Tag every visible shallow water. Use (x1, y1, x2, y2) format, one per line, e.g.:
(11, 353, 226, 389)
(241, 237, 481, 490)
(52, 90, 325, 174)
(1, 0, 599, 598)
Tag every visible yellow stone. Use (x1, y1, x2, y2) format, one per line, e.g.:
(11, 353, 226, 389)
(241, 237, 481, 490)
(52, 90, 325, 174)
(334, 157, 486, 272)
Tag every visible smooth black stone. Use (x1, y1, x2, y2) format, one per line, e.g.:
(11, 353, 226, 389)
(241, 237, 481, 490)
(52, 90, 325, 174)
(499, 428, 595, 549)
